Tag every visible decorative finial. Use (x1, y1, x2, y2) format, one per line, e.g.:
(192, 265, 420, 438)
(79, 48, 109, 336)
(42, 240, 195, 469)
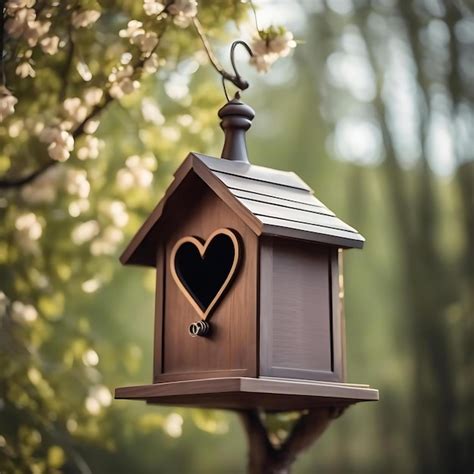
(218, 94, 255, 163)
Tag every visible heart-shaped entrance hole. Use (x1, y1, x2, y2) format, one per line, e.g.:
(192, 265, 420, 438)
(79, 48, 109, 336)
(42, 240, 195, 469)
(170, 229, 240, 320)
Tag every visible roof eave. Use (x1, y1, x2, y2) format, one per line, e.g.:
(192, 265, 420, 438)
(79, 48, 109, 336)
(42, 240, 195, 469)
(119, 153, 263, 267)
(261, 223, 365, 249)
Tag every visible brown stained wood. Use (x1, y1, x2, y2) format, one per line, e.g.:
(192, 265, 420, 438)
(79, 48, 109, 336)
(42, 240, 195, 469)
(119, 154, 195, 266)
(115, 377, 379, 411)
(169, 228, 241, 321)
(120, 152, 365, 267)
(260, 238, 343, 382)
(156, 181, 258, 382)
(120, 154, 262, 267)
(153, 243, 165, 380)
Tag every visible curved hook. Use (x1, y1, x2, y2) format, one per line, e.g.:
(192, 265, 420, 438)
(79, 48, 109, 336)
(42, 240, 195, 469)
(230, 40, 253, 90)
(222, 40, 254, 101)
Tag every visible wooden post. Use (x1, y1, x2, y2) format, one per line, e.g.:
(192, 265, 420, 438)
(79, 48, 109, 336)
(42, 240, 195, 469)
(238, 408, 345, 474)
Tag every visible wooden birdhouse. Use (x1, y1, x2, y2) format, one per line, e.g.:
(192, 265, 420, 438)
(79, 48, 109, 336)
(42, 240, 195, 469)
(115, 97, 378, 411)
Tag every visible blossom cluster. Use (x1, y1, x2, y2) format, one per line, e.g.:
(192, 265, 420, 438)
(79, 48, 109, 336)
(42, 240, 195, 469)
(0, 0, 101, 123)
(143, 0, 198, 28)
(249, 26, 297, 73)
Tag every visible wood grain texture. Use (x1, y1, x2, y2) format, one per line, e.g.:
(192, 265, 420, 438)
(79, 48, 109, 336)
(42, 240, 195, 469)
(153, 243, 165, 380)
(120, 152, 364, 266)
(260, 237, 343, 382)
(156, 179, 258, 382)
(115, 377, 379, 411)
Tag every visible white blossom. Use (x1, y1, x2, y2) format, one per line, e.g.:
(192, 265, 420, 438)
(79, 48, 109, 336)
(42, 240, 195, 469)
(77, 135, 102, 160)
(5, 8, 36, 38)
(40, 127, 74, 161)
(119, 21, 158, 53)
(72, 220, 100, 245)
(0, 292, 8, 318)
(163, 413, 183, 438)
(83, 87, 103, 107)
(108, 65, 139, 99)
(68, 199, 90, 217)
(66, 169, 90, 198)
(15, 213, 42, 253)
(85, 396, 101, 415)
(249, 54, 273, 73)
(141, 98, 165, 125)
(11, 301, 38, 324)
(101, 201, 129, 228)
(8, 119, 23, 137)
(63, 97, 88, 127)
(143, 0, 165, 16)
(40, 35, 60, 55)
(15, 61, 35, 78)
(76, 61, 93, 81)
(0, 87, 18, 122)
(23, 20, 50, 47)
(116, 155, 156, 190)
(82, 348, 99, 365)
(6, 6, 51, 47)
(16, 212, 42, 239)
(119, 20, 144, 41)
(84, 119, 100, 134)
(86, 385, 112, 415)
(249, 28, 296, 73)
(71, 10, 101, 29)
(6, 0, 36, 16)
(90, 227, 123, 256)
(168, 0, 197, 28)
(143, 53, 159, 74)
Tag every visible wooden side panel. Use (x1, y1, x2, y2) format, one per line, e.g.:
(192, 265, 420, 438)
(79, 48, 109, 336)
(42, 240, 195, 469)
(260, 237, 343, 382)
(155, 181, 258, 382)
(153, 243, 165, 381)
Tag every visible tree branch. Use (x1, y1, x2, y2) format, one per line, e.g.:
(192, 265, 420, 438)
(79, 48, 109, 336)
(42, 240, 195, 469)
(192, 16, 251, 91)
(0, 94, 113, 189)
(0, 22, 168, 190)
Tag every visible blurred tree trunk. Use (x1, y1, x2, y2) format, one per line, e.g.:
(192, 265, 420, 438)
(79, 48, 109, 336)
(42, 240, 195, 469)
(354, 1, 473, 472)
(298, 0, 473, 471)
(238, 408, 342, 474)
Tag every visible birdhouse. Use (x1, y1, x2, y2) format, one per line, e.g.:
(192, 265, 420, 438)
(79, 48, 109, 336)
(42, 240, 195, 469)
(115, 96, 378, 411)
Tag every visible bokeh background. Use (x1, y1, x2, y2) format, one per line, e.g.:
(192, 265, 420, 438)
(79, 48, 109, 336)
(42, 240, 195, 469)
(1, 0, 473, 472)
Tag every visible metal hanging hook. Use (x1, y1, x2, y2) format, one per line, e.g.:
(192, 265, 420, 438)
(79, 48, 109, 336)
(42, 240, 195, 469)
(222, 40, 253, 102)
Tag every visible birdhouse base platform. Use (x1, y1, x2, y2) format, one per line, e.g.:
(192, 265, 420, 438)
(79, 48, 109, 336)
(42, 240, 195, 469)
(115, 377, 379, 412)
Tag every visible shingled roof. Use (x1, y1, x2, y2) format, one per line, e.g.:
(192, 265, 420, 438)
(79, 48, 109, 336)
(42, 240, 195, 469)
(120, 152, 365, 267)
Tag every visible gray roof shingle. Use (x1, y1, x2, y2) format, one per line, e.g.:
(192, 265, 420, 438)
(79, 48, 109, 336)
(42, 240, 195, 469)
(120, 153, 364, 266)
(193, 153, 364, 247)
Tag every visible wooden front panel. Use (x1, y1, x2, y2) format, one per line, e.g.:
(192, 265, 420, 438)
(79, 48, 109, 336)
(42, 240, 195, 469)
(154, 180, 258, 382)
(260, 237, 343, 382)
